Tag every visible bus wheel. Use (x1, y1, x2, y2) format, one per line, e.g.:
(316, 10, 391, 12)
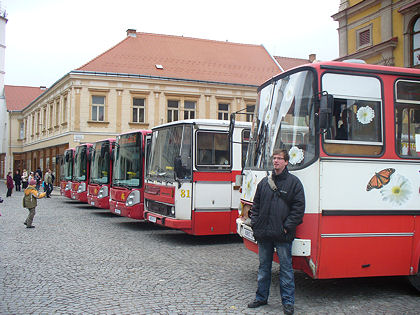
(408, 269, 420, 292)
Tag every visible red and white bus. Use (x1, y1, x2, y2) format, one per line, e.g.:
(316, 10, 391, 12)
(109, 130, 151, 219)
(235, 61, 420, 291)
(70, 143, 93, 203)
(60, 148, 75, 199)
(87, 138, 116, 209)
(143, 119, 250, 235)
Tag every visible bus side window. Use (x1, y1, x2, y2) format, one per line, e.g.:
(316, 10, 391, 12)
(196, 132, 230, 167)
(323, 98, 383, 156)
(396, 107, 420, 157)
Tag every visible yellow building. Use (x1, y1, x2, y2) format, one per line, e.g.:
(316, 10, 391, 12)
(5, 30, 282, 181)
(333, 0, 420, 67)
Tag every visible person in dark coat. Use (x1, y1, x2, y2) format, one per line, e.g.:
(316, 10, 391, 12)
(35, 167, 42, 190)
(13, 170, 22, 192)
(247, 149, 305, 315)
(6, 172, 14, 197)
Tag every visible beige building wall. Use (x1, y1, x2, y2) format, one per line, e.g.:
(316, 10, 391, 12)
(9, 72, 257, 182)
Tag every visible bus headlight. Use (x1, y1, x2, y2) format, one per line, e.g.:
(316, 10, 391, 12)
(77, 182, 86, 193)
(65, 181, 71, 191)
(98, 186, 108, 199)
(126, 190, 140, 207)
(170, 206, 175, 216)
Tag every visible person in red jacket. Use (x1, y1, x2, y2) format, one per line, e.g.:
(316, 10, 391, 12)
(6, 172, 14, 197)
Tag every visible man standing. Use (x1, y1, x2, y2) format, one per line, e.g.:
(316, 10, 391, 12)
(248, 149, 305, 315)
(44, 169, 53, 198)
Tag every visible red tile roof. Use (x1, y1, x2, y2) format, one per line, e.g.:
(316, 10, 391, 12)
(4, 85, 45, 111)
(77, 32, 281, 86)
(274, 56, 310, 71)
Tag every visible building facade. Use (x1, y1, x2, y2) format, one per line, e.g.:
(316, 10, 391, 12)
(0, 8, 7, 178)
(333, 0, 420, 67)
(7, 30, 281, 182)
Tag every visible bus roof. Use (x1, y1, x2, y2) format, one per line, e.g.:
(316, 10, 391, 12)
(118, 129, 152, 137)
(152, 119, 251, 130)
(259, 60, 420, 91)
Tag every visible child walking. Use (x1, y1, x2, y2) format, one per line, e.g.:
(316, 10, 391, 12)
(23, 179, 46, 229)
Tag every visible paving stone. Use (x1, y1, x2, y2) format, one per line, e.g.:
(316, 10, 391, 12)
(1, 183, 419, 314)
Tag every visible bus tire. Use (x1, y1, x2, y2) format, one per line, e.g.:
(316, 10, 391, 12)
(408, 269, 420, 292)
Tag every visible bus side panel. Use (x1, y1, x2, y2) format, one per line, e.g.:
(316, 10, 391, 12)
(192, 210, 232, 235)
(318, 215, 414, 278)
(411, 216, 420, 275)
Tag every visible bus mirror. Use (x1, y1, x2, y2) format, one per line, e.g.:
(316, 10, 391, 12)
(229, 113, 236, 140)
(174, 156, 185, 180)
(235, 174, 243, 186)
(319, 94, 334, 131)
(100, 145, 107, 159)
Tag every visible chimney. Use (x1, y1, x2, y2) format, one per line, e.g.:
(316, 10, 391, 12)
(40, 86, 47, 90)
(126, 29, 137, 37)
(309, 54, 316, 63)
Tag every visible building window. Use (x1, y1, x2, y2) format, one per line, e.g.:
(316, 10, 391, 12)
(92, 95, 105, 122)
(49, 104, 53, 128)
(356, 25, 372, 50)
(184, 101, 195, 119)
(246, 104, 255, 122)
(412, 17, 420, 67)
(43, 108, 47, 131)
(132, 97, 145, 123)
(218, 103, 229, 120)
(55, 100, 60, 126)
(62, 97, 67, 124)
(167, 100, 179, 123)
(19, 122, 24, 139)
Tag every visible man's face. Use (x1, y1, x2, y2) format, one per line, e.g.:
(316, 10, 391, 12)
(272, 153, 288, 173)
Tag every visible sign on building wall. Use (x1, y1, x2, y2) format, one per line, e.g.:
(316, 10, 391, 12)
(74, 134, 84, 142)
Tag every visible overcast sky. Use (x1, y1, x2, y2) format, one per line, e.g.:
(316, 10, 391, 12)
(3, 0, 340, 88)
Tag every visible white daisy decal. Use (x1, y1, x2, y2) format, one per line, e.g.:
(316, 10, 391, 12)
(356, 106, 375, 125)
(288, 146, 304, 165)
(379, 174, 412, 206)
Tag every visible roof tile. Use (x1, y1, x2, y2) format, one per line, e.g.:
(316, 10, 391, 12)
(77, 32, 281, 86)
(4, 85, 45, 111)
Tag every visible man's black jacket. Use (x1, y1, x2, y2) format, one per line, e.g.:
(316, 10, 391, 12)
(250, 168, 305, 242)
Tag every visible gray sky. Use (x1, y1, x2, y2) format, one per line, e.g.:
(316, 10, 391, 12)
(3, 0, 340, 88)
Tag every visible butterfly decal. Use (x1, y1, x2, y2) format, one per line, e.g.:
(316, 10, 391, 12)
(366, 168, 395, 191)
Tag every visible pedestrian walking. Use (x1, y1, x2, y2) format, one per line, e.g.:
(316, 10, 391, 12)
(35, 167, 42, 190)
(44, 169, 53, 198)
(6, 172, 14, 197)
(23, 178, 46, 229)
(21, 169, 28, 189)
(247, 148, 305, 315)
(13, 170, 22, 191)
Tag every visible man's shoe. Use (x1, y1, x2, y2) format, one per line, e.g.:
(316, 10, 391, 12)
(283, 304, 294, 315)
(26, 226, 35, 229)
(247, 299, 267, 308)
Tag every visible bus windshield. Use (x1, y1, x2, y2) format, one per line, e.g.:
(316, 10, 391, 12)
(61, 151, 73, 181)
(73, 146, 88, 181)
(246, 69, 316, 170)
(90, 141, 111, 184)
(147, 124, 192, 181)
(112, 133, 142, 188)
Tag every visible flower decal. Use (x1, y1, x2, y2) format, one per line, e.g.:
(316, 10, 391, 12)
(356, 106, 375, 124)
(379, 174, 412, 206)
(288, 146, 304, 165)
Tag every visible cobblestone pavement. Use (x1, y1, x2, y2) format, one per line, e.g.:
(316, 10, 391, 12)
(1, 183, 419, 315)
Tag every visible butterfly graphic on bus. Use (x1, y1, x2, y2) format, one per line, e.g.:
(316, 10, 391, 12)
(366, 168, 395, 191)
